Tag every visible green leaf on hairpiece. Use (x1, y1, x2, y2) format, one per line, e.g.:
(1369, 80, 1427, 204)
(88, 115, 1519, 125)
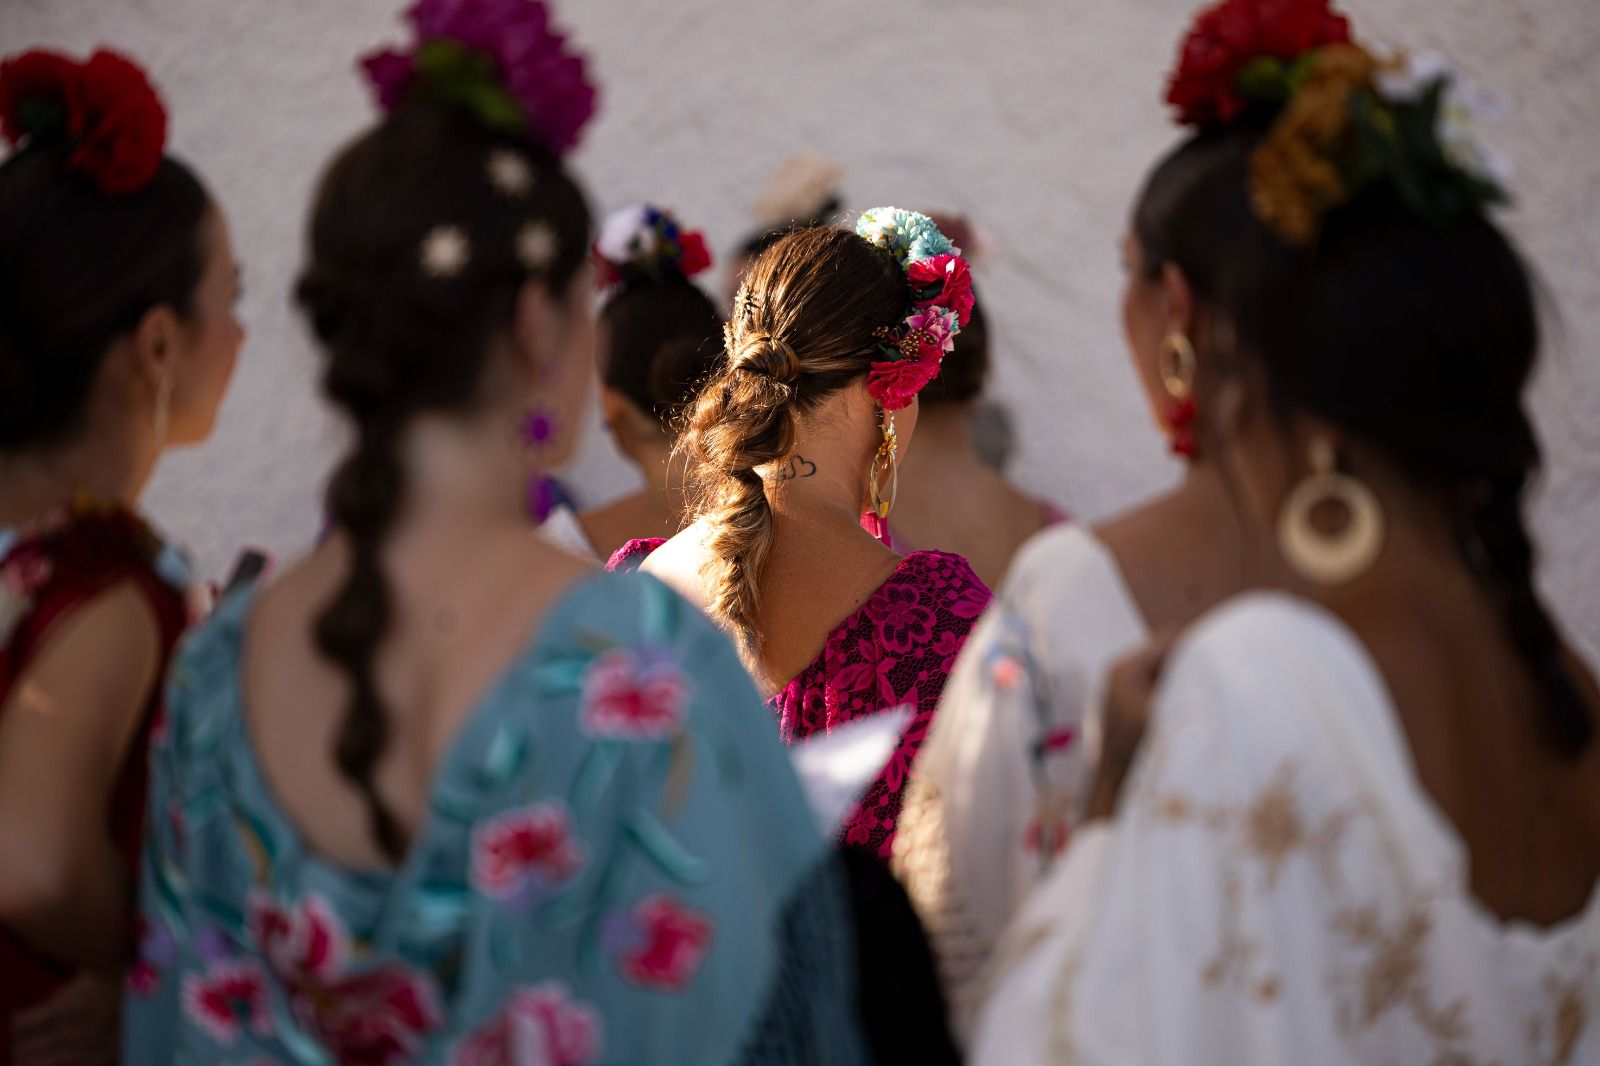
(17, 97, 69, 144)
(1237, 56, 1292, 103)
(414, 39, 527, 135)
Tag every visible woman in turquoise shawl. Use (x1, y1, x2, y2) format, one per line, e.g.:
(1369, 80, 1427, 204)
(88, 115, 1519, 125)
(121, 3, 864, 1062)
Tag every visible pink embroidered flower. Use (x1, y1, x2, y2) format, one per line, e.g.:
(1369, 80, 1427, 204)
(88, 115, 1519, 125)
(907, 254, 975, 326)
(452, 982, 602, 1066)
(932, 629, 965, 675)
(182, 958, 271, 1045)
(471, 801, 587, 900)
(831, 641, 899, 710)
(618, 895, 714, 991)
(579, 648, 691, 740)
(868, 584, 936, 655)
(248, 892, 442, 1065)
(991, 653, 1025, 691)
(127, 958, 161, 998)
(2, 546, 52, 596)
(948, 585, 990, 620)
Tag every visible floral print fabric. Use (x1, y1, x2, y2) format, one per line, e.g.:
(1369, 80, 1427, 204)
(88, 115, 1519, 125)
(608, 541, 992, 861)
(122, 570, 865, 1065)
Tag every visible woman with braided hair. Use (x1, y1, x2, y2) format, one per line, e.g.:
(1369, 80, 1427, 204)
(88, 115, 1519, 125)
(966, 2, 1600, 1063)
(609, 213, 993, 865)
(122, 3, 867, 1063)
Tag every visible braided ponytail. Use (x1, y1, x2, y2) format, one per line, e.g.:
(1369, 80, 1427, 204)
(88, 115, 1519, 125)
(295, 96, 592, 861)
(316, 416, 408, 859)
(1135, 129, 1594, 761)
(679, 227, 904, 665)
(1460, 422, 1594, 757)
(689, 334, 800, 658)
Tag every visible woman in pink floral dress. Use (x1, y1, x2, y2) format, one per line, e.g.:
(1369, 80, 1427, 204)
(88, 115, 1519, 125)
(609, 211, 993, 862)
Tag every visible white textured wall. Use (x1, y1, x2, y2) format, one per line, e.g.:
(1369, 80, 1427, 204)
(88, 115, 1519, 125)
(4, 0, 1599, 652)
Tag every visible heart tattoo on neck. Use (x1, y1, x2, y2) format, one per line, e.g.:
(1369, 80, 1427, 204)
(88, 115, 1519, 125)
(774, 454, 818, 481)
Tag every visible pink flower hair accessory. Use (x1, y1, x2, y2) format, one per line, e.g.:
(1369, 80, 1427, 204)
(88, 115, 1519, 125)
(361, 0, 597, 157)
(854, 207, 973, 412)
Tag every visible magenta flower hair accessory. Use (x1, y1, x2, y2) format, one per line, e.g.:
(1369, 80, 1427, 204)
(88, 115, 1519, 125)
(855, 207, 974, 412)
(361, 0, 597, 157)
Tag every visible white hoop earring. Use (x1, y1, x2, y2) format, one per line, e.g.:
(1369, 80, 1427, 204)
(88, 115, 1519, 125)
(1277, 438, 1384, 586)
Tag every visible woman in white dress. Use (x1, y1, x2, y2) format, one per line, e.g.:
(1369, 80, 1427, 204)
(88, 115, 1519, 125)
(539, 204, 722, 560)
(961, 2, 1600, 1063)
(892, 27, 1274, 1042)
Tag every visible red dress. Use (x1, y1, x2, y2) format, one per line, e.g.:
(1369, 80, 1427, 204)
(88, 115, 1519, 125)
(608, 539, 992, 860)
(0, 502, 192, 1048)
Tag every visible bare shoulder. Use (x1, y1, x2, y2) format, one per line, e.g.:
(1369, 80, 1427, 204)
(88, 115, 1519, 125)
(638, 523, 713, 613)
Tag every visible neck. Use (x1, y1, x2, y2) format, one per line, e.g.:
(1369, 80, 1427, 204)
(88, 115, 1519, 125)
(912, 404, 975, 454)
(620, 433, 688, 515)
(0, 429, 158, 526)
(763, 450, 872, 530)
(394, 411, 532, 537)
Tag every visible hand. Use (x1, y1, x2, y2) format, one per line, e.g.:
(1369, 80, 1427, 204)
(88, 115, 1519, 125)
(1086, 628, 1180, 821)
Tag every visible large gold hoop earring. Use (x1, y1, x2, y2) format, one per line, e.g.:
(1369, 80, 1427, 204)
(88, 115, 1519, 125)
(866, 408, 898, 546)
(1277, 438, 1384, 586)
(1157, 332, 1198, 458)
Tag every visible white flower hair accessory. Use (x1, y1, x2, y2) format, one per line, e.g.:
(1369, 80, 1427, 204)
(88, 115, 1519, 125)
(420, 225, 471, 278)
(1374, 50, 1513, 191)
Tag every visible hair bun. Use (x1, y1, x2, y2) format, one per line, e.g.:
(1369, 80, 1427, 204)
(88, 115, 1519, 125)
(731, 333, 800, 384)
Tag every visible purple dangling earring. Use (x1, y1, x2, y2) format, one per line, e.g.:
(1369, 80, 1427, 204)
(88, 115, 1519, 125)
(520, 407, 558, 523)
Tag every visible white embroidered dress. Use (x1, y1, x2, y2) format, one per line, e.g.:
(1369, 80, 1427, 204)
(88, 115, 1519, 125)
(970, 592, 1600, 1066)
(892, 525, 1148, 1035)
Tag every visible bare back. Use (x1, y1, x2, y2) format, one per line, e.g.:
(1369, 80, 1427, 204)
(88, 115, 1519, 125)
(1339, 573, 1600, 926)
(642, 515, 902, 693)
(241, 529, 594, 871)
(893, 452, 1054, 589)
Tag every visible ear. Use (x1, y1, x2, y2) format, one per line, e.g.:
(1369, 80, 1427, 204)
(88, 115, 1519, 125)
(510, 277, 564, 383)
(1158, 261, 1198, 339)
(598, 384, 626, 427)
(130, 304, 182, 390)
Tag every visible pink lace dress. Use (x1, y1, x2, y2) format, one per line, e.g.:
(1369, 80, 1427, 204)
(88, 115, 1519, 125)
(608, 539, 992, 860)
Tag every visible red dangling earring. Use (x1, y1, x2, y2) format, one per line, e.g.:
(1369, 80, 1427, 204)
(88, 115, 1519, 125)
(1157, 332, 1198, 459)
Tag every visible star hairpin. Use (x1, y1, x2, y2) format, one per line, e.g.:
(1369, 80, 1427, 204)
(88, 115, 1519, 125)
(420, 225, 471, 278)
(736, 287, 761, 322)
(486, 149, 535, 198)
(518, 221, 559, 271)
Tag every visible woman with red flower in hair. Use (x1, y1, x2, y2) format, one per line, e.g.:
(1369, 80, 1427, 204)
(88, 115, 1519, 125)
(537, 204, 725, 561)
(953, 0, 1599, 1062)
(0, 46, 242, 1062)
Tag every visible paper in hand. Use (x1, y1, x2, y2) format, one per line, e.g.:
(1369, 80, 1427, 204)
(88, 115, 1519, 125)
(787, 706, 911, 836)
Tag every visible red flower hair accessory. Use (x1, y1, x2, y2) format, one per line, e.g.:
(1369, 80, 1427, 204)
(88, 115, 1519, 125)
(1165, 0, 1351, 126)
(854, 207, 973, 412)
(0, 47, 168, 196)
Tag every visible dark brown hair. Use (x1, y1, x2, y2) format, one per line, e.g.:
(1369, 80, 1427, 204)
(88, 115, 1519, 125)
(1134, 122, 1592, 759)
(680, 226, 903, 659)
(0, 145, 209, 450)
(295, 96, 592, 859)
(600, 276, 723, 427)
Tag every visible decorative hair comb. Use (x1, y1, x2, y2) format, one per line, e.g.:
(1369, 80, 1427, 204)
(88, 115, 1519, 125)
(1165, 0, 1510, 245)
(855, 207, 974, 412)
(594, 203, 713, 290)
(0, 48, 168, 196)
